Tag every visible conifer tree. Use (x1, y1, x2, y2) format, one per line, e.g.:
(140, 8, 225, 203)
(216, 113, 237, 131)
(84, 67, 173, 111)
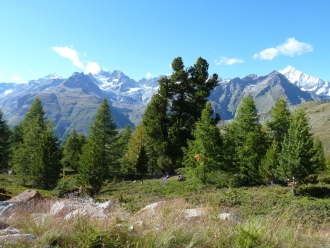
(77, 98, 117, 195)
(0, 109, 11, 171)
(224, 97, 266, 185)
(135, 145, 149, 175)
(115, 125, 132, 170)
(61, 128, 86, 173)
(143, 57, 218, 174)
(122, 124, 147, 175)
(183, 102, 222, 184)
(266, 97, 291, 146)
(278, 108, 316, 181)
(11, 97, 61, 189)
(259, 139, 280, 184)
(310, 136, 326, 173)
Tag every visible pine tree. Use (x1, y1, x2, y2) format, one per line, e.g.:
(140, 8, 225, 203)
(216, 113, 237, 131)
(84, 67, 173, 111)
(279, 108, 315, 181)
(224, 97, 267, 185)
(183, 102, 222, 184)
(266, 97, 291, 146)
(310, 136, 326, 173)
(77, 98, 117, 195)
(0, 109, 11, 171)
(259, 139, 280, 184)
(115, 125, 132, 171)
(61, 128, 86, 174)
(11, 97, 61, 189)
(136, 145, 149, 175)
(143, 57, 218, 174)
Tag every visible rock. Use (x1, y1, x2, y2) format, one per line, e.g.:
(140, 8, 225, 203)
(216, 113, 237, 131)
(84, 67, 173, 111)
(0, 233, 35, 244)
(6, 190, 43, 204)
(218, 213, 241, 223)
(140, 202, 164, 212)
(0, 201, 29, 220)
(183, 208, 205, 219)
(0, 226, 20, 235)
(50, 198, 116, 221)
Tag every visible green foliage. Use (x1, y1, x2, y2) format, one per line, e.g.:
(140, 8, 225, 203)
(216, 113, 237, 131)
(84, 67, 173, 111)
(224, 97, 267, 186)
(53, 175, 78, 197)
(183, 102, 223, 184)
(122, 124, 147, 175)
(61, 128, 86, 172)
(0, 109, 11, 171)
(77, 98, 118, 196)
(279, 108, 317, 181)
(136, 145, 149, 175)
(266, 97, 291, 146)
(311, 136, 326, 173)
(259, 139, 280, 183)
(143, 57, 218, 174)
(115, 125, 132, 171)
(11, 97, 61, 189)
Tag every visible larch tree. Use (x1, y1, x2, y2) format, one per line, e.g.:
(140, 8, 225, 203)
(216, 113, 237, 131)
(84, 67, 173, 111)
(0, 109, 11, 171)
(224, 97, 267, 186)
(77, 98, 117, 196)
(278, 108, 317, 182)
(61, 128, 86, 174)
(183, 102, 222, 184)
(11, 97, 61, 189)
(266, 97, 291, 146)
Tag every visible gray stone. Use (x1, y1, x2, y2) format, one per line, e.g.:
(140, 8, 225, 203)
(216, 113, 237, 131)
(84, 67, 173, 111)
(6, 190, 43, 204)
(218, 213, 241, 223)
(0, 233, 35, 244)
(183, 208, 205, 219)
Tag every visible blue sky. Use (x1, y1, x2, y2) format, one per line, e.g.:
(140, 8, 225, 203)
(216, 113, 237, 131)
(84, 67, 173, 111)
(0, 0, 329, 83)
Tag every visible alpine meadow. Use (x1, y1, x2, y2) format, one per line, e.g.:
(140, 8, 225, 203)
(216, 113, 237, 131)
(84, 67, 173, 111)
(2, 54, 330, 247)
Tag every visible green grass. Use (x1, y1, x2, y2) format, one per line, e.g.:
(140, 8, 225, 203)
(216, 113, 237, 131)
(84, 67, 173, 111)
(3, 174, 330, 247)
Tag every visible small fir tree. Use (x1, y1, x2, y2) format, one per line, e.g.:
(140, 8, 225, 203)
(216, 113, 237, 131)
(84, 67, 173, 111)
(77, 98, 117, 196)
(61, 128, 86, 174)
(183, 102, 222, 184)
(279, 108, 315, 181)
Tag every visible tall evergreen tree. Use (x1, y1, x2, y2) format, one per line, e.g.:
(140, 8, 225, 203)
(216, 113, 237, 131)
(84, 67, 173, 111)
(278, 108, 316, 181)
(61, 128, 86, 173)
(183, 102, 222, 184)
(0, 109, 11, 171)
(224, 97, 267, 185)
(11, 97, 61, 189)
(77, 98, 117, 196)
(266, 97, 291, 146)
(143, 57, 218, 174)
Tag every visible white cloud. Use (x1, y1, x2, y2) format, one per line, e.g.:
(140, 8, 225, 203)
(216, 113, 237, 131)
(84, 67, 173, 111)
(214, 56, 244, 66)
(146, 72, 152, 79)
(85, 62, 101, 74)
(12, 75, 21, 81)
(52, 46, 84, 68)
(253, 38, 313, 60)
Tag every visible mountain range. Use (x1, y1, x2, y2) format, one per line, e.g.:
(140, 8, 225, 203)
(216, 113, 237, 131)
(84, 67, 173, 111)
(0, 67, 327, 139)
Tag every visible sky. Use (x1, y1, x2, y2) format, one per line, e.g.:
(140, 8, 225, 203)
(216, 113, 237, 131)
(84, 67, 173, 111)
(0, 0, 329, 83)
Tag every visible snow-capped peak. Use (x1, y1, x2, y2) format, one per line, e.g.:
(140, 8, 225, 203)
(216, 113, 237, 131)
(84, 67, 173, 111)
(43, 72, 62, 80)
(280, 66, 330, 96)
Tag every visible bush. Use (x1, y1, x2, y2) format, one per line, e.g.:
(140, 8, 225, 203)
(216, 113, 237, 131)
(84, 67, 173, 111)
(53, 175, 78, 197)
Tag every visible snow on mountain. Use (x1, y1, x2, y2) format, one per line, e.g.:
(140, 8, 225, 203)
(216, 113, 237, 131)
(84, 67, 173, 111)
(280, 66, 330, 96)
(88, 70, 159, 103)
